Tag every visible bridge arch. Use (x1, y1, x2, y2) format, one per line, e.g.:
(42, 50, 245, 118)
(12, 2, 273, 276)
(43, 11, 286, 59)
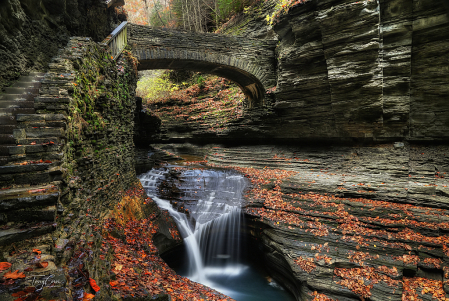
(128, 24, 277, 107)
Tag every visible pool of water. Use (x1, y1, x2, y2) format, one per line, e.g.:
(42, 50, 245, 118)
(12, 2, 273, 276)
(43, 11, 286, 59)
(140, 166, 296, 301)
(165, 254, 296, 301)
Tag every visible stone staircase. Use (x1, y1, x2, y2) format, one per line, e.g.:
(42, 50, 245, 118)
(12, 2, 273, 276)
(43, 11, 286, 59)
(0, 72, 43, 163)
(0, 71, 64, 246)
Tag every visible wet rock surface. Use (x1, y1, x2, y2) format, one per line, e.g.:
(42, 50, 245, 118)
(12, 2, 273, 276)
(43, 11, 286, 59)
(157, 142, 449, 300)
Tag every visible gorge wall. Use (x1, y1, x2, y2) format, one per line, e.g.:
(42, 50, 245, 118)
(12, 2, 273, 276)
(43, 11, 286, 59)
(156, 0, 449, 143)
(0, 0, 123, 91)
(156, 142, 449, 301)
(271, 0, 449, 142)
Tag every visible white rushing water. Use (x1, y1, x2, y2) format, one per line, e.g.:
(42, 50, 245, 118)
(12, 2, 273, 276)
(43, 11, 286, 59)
(139, 168, 248, 289)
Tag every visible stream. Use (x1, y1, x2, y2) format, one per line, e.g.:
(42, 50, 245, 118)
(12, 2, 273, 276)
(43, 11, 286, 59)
(138, 165, 295, 301)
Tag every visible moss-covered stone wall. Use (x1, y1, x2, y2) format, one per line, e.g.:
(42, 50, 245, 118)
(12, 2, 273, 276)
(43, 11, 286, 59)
(0, 38, 179, 300)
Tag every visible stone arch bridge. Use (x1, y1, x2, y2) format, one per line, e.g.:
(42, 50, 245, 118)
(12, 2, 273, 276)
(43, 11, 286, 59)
(128, 23, 277, 107)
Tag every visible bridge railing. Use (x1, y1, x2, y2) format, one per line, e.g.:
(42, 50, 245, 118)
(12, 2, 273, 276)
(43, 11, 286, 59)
(102, 21, 128, 60)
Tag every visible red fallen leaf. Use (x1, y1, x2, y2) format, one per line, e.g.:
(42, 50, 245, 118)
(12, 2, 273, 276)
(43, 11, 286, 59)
(89, 278, 101, 292)
(37, 262, 48, 268)
(83, 293, 95, 301)
(32, 249, 41, 255)
(24, 267, 33, 272)
(44, 160, 52, 163)
(3, 270, 26, 279)
(0, 262, 12, 271)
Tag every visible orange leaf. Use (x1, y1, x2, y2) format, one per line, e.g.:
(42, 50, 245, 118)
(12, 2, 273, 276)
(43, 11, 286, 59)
(109, 280, 118, 287)
(0, 262, 11, 271)
(3, 270, 26, 279)
(32, 249, 41, 255)
(83, 293, 95, 300)
(37, 261, 48, 268)
(24, 267, 33, 272)
(89, 278, 101, 292)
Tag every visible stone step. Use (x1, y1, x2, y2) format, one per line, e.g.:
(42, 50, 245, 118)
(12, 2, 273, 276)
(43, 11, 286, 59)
(0, 152, 62, 166)
(0, 169, 56, 186)
(0, 143, 61, 156)
(4, 86, 39, 95)
(29, 71, 46, 77)
(15, 137, 62, 145)
(0, 161, 53, 174)
(0, 162, 63, 185)
(0, 221, 56, 246)
(0, 107, 35, 115)
(0, 184, 59, 211)
(16, 114, 67, 129)
(0, 115, 17, 125)
(2, 205, 56, 224)
(0, 100, 35, 109)
(20, 75, 45, 82)
(11, 81, 41, 89)
(23, 127, 65, 138)
(0, 125, 15, 134)
(0, 156, 9, 166)
(0, 145, 16, 156)
(0, 134, 14, 145)
(0, 93, 35, 101)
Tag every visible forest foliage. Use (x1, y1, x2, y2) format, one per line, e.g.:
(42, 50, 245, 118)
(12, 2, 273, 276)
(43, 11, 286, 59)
(124, 0, 260, 31)
(123, 0, 308, 32)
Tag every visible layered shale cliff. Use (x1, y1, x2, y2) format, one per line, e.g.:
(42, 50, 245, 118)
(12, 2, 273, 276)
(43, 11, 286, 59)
(156, 142, 449, 301)
(156, 0, 449, 143)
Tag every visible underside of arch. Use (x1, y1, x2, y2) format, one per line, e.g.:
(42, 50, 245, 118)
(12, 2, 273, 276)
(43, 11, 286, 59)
(137, 59, 266, 107)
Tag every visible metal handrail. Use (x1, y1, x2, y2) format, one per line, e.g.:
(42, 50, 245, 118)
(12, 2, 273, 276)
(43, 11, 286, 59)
(102, 21, 128, 60)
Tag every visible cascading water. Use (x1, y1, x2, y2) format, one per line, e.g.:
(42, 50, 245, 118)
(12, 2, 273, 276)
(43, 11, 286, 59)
(139, 167, 295, 301)
(139, 168, 246, 282)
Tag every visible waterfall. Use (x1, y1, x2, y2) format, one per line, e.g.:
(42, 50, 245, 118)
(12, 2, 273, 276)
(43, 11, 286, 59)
(139, 168, 247, 288)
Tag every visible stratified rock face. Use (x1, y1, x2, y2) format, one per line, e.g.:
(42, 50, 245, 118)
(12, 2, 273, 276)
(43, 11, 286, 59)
(160, 143, 449, 301)
(272, 0, 449, 141)
(0, 0, 121, 90)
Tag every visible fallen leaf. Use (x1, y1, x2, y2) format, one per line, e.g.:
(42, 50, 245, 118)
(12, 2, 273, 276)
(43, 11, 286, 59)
(0, 262, 12, 271)
(32, 249, 41, 255)
(110, 280, 118, 287)
(3, 270, 26, 279)
(83, 293, 95, 300)
(89, 278, 101, 292)
(37, 262, 48, 268)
